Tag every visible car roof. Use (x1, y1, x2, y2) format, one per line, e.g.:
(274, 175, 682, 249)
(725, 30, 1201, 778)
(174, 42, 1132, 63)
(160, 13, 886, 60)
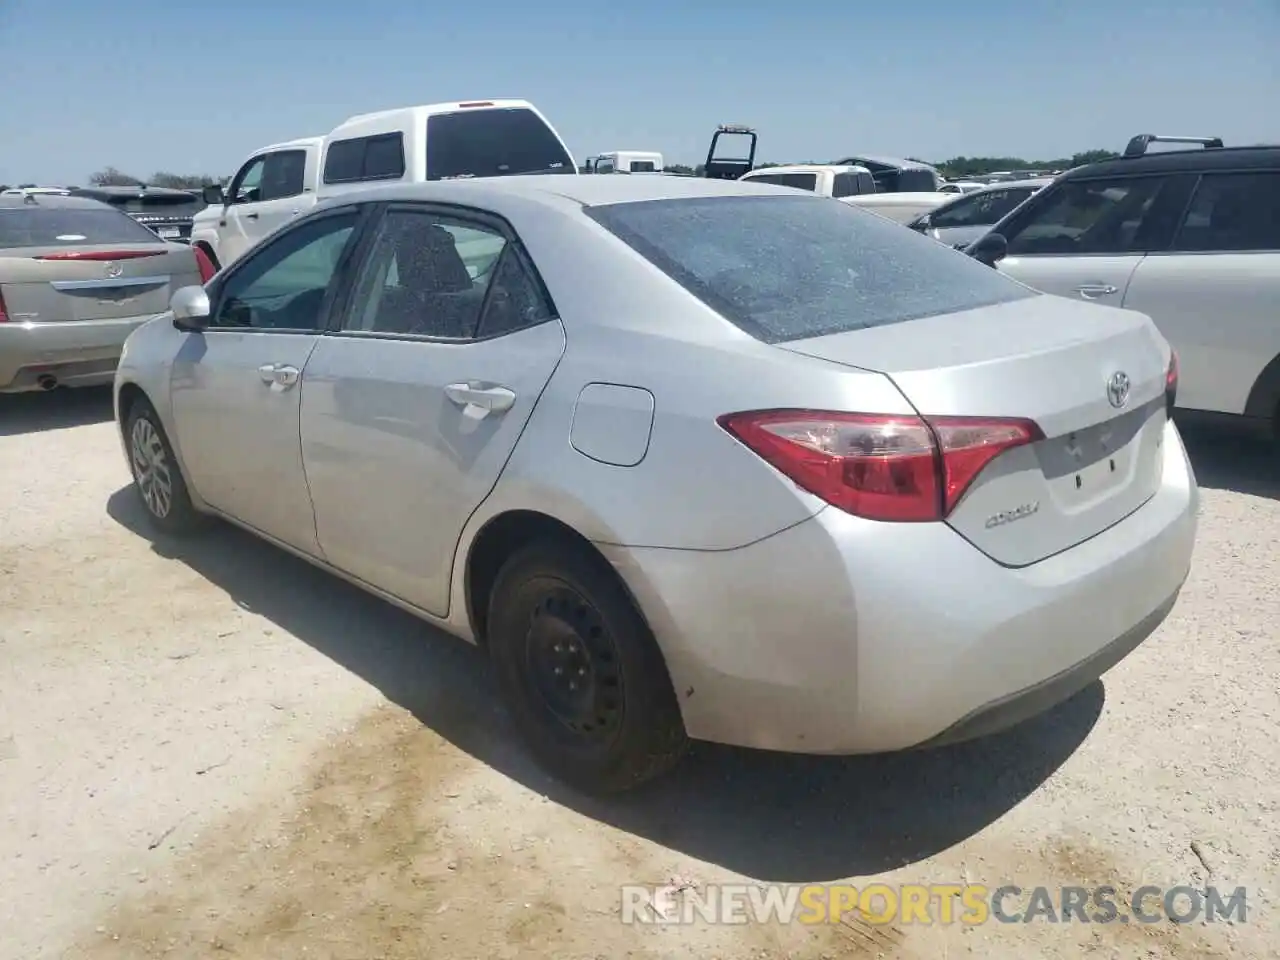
(1061, 144, 1280, 180)
(838, 155, 938, 172)
(743, 164, 871, 176)
(71, 185, 198, 198)
(315, 173, 806, 212)
(978, 177, 1053, 191)
(0, 193, 116, 210)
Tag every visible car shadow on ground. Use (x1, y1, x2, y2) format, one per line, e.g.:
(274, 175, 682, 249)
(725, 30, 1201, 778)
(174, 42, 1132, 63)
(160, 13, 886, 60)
(1175, 415, 1278, 500)
(0, 386, 115, 437)
(107, 486, 1104, 882)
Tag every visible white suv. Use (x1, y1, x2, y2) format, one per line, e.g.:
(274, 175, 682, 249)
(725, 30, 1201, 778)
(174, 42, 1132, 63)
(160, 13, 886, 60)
(971, 135, 1280, 436)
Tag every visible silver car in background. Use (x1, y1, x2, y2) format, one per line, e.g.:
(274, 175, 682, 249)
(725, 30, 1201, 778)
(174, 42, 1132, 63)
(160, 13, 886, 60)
(0, 192, 213, 393)
(909, 178, 1053, 249)
(113, 176, 1197, 794)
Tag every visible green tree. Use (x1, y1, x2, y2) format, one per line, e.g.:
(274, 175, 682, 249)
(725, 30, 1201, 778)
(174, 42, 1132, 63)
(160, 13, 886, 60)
(88, 166, 144, 186)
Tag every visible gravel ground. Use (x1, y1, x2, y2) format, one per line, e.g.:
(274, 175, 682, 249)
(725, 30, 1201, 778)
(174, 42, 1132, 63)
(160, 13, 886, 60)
(1, 387, 1277, 959)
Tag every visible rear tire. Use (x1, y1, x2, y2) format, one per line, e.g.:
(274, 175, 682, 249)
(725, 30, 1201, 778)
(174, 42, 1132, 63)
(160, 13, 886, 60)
(124, 398, 205, 536)
(487, 540, 688, 794)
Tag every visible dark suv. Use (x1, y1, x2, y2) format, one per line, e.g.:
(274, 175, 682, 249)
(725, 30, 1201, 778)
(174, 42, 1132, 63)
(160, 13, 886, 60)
(68, 185, 204, 244)
(967, 134, 1280, 435)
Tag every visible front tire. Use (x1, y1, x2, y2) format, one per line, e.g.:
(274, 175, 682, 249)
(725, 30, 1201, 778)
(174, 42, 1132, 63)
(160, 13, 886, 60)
(124, 398, 205, 536)
(487, 541, 688, 794)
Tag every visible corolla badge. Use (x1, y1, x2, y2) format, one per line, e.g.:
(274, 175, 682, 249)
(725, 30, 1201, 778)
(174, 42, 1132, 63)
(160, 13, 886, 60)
(985, 501, 1040, 529)
(1106, 371, 1131, 409)
(103, 261, 123, 279)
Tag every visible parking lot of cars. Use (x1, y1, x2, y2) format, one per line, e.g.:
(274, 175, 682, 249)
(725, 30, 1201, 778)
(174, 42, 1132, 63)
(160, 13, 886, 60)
(1, 387, 1277, 959)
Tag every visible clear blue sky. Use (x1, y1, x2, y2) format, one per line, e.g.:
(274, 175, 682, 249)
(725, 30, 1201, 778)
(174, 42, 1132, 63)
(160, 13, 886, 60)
(1, 0, 1276, 185)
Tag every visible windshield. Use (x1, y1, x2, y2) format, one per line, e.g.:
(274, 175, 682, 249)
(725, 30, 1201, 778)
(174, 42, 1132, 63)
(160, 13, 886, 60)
(0, 207, 165, 248)
(425, 108, 573, 180)
(585, 195, 1034, 344)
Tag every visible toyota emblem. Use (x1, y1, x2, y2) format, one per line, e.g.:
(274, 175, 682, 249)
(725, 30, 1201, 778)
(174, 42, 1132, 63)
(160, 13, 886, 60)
(1106, 371, 1131, 409)
(103, 261, 123, 279)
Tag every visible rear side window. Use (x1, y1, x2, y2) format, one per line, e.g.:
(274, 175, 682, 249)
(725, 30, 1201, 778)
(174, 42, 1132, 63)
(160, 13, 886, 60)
(323, 134, 406, 185)
(746, 172, 818, 192)
(425, 108, 573, 180)
(832, 172, 870, 198)
(0, 207, 163, 248)
(585, 195, 1034, 344)
(1173, 171, 1280, 252)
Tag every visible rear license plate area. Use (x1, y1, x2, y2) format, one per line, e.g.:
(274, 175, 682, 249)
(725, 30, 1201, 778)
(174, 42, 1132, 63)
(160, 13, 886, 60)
(157, 226, 181, 238)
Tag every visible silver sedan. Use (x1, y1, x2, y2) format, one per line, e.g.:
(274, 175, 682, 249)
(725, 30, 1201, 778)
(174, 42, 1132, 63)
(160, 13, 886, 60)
(113, 175, 1198, 793)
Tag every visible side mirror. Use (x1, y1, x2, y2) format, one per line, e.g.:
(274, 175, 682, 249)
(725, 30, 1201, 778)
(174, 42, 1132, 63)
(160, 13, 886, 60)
(201, 184, 224, 206)
(171, 286, 211, 332)
(967, 232, 1008, 268)
(909, 215, 931, 232)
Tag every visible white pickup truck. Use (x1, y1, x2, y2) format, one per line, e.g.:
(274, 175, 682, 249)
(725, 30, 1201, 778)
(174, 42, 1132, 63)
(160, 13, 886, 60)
(190, 98, 575, 271)
(737, 163, 876, 199)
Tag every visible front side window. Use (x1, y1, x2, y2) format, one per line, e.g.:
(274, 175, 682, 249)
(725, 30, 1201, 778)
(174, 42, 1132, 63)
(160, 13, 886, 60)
(260, 150, 307, 201)
(211, 212, 357, 330)
(0, 206, 163, 247)
(746, 172, 819, 192)
(1002, 176, 1172, 255)
(424, 108, 574, 180)
(586, 195, 1034, 344)
(1173, 171, 1280, 252)
(229, 156, 267, 205)
(344, 207, 555, 339)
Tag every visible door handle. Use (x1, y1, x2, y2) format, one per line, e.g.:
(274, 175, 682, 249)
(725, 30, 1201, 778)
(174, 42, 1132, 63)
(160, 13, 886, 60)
(246, 212, 260, 220)
(1075, 283, 1118, 299)
(259, 363, 300, 390)
(445, 382, 517, 415)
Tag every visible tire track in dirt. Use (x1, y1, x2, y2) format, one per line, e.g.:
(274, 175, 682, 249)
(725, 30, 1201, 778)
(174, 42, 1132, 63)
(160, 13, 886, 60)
(70, 705, 914, 959)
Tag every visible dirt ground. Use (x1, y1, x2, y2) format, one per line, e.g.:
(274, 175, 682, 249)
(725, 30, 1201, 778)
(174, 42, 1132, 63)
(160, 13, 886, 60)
(2, 387, 1277, 959)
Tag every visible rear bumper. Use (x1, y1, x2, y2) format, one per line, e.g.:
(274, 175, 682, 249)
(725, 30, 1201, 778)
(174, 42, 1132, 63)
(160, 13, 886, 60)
(0, 314, 158, 392)
(601, 418, 1198, 754)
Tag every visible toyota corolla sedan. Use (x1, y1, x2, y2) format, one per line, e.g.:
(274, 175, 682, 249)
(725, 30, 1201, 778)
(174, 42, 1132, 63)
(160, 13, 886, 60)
(113, 175, 1198, 794)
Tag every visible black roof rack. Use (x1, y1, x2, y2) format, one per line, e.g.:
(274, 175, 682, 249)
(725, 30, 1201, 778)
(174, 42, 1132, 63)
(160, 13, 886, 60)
(1123, 134, 1223, 158)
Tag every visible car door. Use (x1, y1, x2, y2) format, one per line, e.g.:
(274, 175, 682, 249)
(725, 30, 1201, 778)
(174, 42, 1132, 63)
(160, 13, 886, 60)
(993, 173, 1192, 304)
(215, 154, 267, 266)
(220, 150, 314, 266)
(1121, 168, 1280, 416)
(300, 203, 566, 617)
(168, 206, 366, 555)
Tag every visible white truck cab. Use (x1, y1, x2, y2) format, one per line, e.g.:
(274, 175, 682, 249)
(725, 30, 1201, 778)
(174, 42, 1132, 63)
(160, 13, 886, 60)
(316, 98, 574, 198)
(585, 151, 664, 174)
(190, 136, 323, 269)
(191, 99, 573, 270)
(738, 164, 876, 198)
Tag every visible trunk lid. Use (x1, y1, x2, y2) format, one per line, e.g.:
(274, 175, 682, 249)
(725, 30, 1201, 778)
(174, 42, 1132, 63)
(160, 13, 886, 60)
(0, 243, 198, 323)
(777, 293, 1171, 566)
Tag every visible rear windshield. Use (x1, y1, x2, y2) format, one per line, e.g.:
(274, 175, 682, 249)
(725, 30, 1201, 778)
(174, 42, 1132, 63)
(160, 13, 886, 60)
(425, 108, 573, 180)
(585, 195, 1035, 343)
(0, 207, 164, 248)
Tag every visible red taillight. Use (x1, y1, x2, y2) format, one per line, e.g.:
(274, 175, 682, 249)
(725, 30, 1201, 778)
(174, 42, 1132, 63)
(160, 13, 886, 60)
(34, 250, 163, 261)
(0, 287, 8, 323)
(1165, 350, 1179, 414)
(718, 410, 1043, 523)
(192, 245, 217, 284)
